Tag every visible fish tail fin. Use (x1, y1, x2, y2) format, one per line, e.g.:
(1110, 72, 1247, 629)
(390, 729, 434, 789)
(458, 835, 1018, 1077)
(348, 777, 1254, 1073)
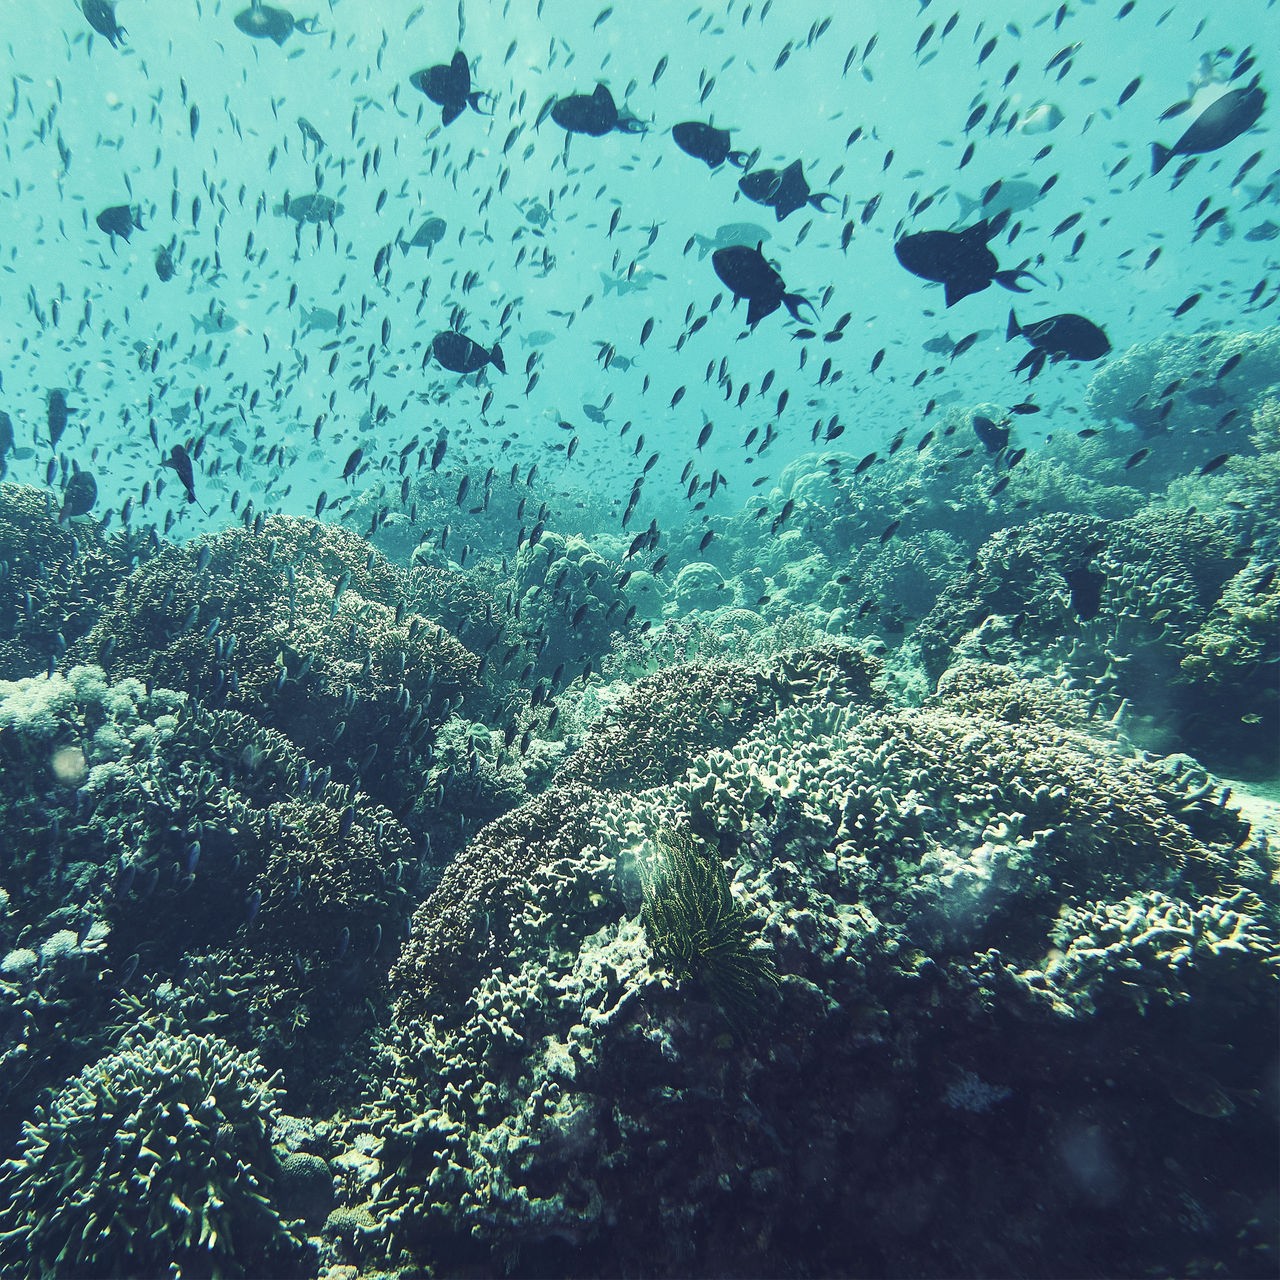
(809, 192, 838, 211)
(397, 235, 409, 256)
(994, 269, 1039, 294)
(692, 237, 710, 260)
(489, 343, 506, 374)
(782, 292, 814, 323)
(1150, 141, 1173, 175)
(746, 296, 773, 328)
(468, 91, 492, 115)
(728, 149, 751, 169)
(955, 192, 979, 220)
(1006, 309, 1021, 340)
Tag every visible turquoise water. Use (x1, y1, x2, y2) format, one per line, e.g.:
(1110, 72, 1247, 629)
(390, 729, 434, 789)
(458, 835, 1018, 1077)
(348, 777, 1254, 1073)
(0, 1, 1277, 1277)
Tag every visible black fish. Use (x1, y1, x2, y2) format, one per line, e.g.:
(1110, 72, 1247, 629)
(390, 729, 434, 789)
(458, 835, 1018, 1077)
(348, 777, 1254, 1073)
(81, 0, 125, 46)
(432, 331, 505, 374)
(712, 243, 814, 329)
(399, 216, 446, 254)
(551, 84, 645, 136)
(235, 1, 317, 44)
(1007, 309, 1110, 361)
(48, 390, 68, 449)
(0, 410, 13, 475)
(894, 218, 1036, 307)
(96, 203, 143, 241)
(155, 243, 175, 281)
(410, 52, 488, 126)
(274, 192, 343, 223)
(1151, 84, 1266, 175)
(672, 122, 750, 169)
(163, 444, 201, 506)
(972, 414, 1010, 453)
(738, 160, 836, 222)
(60, 470, 97, 521)
(234, 1, 318, 45)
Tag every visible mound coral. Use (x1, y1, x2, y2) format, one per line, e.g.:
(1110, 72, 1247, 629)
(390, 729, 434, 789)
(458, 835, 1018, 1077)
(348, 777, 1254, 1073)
(356, 668, 1276, 1279)
(73, 515, 480, 806)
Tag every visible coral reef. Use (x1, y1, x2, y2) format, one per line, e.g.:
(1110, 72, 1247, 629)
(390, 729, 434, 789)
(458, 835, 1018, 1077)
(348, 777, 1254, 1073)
(347, 670, 1277, 1278)
(72, 515, 480, 808)
(0, 1031, 310, 1279)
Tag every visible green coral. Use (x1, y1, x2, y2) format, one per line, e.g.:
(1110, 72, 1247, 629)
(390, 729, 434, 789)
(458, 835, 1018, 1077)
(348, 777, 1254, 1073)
(0, 1031, 309, 1279)
(638, 828, 779, 1029)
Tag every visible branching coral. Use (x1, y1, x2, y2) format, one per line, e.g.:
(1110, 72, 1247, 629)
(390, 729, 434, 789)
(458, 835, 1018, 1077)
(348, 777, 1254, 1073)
(0, 1031, 309, 1279)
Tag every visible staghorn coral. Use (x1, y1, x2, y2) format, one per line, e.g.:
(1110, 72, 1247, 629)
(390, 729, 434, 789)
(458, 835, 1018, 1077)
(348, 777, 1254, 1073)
(0, 1031, 310, 1279)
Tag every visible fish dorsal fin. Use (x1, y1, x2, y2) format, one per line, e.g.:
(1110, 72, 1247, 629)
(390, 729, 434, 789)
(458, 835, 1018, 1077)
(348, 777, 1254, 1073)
(594, 83, 612, 104)
(452, 50, 467, 73)
(962, 219, 990, 242)
(783, 159, 803, 178)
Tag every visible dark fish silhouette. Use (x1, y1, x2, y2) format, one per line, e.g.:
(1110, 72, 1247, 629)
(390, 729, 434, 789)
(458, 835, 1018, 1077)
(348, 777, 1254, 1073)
(234, 1, 319, 45)
(672, 122, 750, 169)
(551, 84, 645, 136)
(399, 216, 447, 255)
(60, 470, 97, 521)
(297, 117, 326, 157)
(410, 52, 488, 126)
(48, 391, 69, 450)
(894, 218, 1036, 307)
(712, 243, 814, 329)
(1008, 309, 1110, 361)
(1151, 84, 1266, 175)
(972, 414, 1010, 453)
(155, 243, 175, 281)
(273, 192, 343, 223)
(81, 0, 125, 46)
(96, 204, 143, 241)
(432, 331, 505, 374)
(163, 444, 201, 507)
(0, 410, 14, 475)
(738, 160, 836, 222)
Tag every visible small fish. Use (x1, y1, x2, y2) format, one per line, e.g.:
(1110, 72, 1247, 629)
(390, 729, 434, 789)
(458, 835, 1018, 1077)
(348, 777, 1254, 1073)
(1198, 452, 1231, 475)
(1152, 84, 1266, 175)
(712, 243, 814, 329)
(1124, 448, 1150, 470)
